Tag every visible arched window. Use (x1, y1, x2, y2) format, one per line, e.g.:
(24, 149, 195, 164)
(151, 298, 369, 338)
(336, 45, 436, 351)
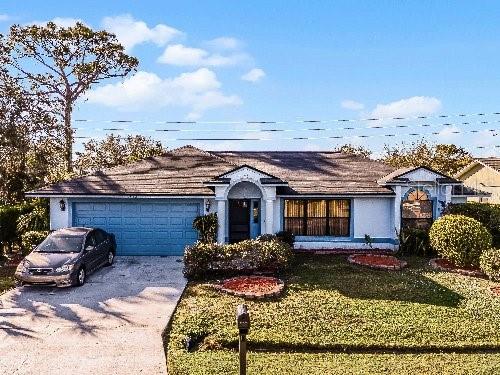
(402, 188, 433, 229)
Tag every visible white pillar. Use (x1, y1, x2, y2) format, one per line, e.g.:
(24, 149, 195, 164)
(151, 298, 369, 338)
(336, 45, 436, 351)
(265, 199, 274, 234)
(216, 199, 226, 243)
(393, 185, 402, 238)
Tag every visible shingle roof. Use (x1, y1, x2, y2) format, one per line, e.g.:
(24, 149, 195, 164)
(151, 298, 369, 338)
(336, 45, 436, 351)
(27, 146, 397, 196)
(479, 158, 500, 172)
(211, 151, 395, 195)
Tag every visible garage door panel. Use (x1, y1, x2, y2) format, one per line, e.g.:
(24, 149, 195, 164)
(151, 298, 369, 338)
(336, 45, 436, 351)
(73, 200, 201, 256)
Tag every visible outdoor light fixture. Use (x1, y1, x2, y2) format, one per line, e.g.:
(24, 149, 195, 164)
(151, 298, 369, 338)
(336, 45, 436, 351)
(205, 200, 211, 212)
(59, 199, 66, 211)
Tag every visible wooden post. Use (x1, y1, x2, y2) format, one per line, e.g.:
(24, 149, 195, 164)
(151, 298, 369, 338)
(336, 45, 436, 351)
(236, 304, 250, 375)
(239, 331, 247, 375)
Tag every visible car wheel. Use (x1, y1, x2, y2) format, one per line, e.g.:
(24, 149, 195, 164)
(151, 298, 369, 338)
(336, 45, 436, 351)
(76, 267, 86, 286)
(106, 251, 115, 266)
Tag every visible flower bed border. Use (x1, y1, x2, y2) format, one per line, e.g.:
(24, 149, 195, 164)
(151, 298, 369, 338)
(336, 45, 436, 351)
(429, 258, 485, 278)
(217, 276, 285, 300)
(348, 254, 407, 271)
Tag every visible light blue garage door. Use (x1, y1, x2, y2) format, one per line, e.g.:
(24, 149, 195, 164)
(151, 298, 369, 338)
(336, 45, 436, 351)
(72, 200, 202, 256)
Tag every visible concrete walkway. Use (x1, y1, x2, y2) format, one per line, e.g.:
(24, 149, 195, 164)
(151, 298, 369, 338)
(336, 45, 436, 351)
(0, 257, 186, 374)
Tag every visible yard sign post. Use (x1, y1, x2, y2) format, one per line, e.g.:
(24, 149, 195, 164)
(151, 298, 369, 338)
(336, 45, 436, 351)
(236, 304, 250, 375)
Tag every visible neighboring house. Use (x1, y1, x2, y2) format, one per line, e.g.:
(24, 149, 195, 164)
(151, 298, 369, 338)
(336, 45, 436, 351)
(455, 158, 500, 203)
(27, 146, 475, 255)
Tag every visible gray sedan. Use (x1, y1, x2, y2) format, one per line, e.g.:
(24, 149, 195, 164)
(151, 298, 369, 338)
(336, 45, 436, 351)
(15, 227, 116, 287)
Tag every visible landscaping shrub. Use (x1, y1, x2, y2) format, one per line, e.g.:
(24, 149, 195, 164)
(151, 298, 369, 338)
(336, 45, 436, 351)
(398, 227, 434, 257)
(257, 234, 278, 242)
(276, 230, 295, 247)
(429, 214, 492, 267)
(0, 204, 32, 253)
(480, 248, 500, 281)
(183, 238, 293, 279)
(17, 199, 49, 234)
(192, 213, 218, 243)
(444, 203, 500, 247)
(21, 230, 49, 254)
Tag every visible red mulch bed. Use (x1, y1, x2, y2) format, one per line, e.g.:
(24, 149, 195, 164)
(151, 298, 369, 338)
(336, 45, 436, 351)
(219, 276, 284, 299)
(491, 286, 500, 297)
(429, 258, 485, 277)
(348, 254, 407, 270)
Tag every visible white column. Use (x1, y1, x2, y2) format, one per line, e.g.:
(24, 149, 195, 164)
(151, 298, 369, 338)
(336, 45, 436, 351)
(265, 199, 274, 234)
(393, 185, 402, 238)
(216, 199, 226, 243)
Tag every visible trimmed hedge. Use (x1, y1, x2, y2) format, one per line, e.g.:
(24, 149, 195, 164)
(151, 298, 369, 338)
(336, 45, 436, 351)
(183, 237, 293, 279)
(429, 214, 492, 267)
(21, 231, 49, 254)
(480, 248, 500, 281)
(444, 203, 500, 247)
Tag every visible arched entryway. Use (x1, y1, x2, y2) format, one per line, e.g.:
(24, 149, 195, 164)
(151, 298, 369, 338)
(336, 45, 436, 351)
(401, 188, 434, 229)
(226, 181, 263, 243)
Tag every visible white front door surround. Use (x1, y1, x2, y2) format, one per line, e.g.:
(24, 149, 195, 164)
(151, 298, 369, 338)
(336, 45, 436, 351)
(210, 166, 278, 243)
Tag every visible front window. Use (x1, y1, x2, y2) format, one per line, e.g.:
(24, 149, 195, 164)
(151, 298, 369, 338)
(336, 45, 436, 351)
(36, 234, 84, 253)
(402, 188, 433, 229)
(284, 199, 350, 236)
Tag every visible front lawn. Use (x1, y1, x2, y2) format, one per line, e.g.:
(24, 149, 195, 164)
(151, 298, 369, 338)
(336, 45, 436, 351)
(165, 254, 500, 374)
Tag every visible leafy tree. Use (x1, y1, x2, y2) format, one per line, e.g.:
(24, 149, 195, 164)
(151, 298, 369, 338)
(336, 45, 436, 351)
(0, 57, 60, 204)
(75, 134, 167, 174)
(337, 144, 372, 158)
(2, 22, 138, 172)
(381, 140, 472, 176)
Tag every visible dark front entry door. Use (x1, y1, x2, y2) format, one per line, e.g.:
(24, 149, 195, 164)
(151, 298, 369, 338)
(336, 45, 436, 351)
(229, 199, 250, 243)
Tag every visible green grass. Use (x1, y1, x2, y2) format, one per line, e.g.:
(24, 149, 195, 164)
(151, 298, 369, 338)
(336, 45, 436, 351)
(0, 265, 15, 294)
(166, 254, 500, 374)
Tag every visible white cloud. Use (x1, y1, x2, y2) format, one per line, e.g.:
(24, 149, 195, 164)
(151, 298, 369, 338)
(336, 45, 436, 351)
(437, 125, 460, 139)
(86, 68, 242, 118)
(0, 14, 10, 22)
(205, 37, 241, 50)
(370, 96, 442, 119)
(241, 68, 266, 83)
(101, 14, 182, 51)
(341, 100, 364, 111)
(158, 43, 248, 67)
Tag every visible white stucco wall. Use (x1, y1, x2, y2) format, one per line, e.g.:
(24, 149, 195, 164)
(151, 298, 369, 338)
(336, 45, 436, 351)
(352, 197, 394, 239)
(49, 197, 71, 230)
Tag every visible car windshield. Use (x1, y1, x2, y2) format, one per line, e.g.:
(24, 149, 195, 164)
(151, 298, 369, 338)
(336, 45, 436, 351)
(36, 234, 83, 253)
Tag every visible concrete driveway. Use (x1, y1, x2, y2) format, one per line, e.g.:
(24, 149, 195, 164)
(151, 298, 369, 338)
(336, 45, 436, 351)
(0, 256, 186, 375)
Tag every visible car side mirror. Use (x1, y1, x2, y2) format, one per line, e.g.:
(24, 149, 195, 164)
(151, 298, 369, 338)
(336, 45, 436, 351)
(84, 245, 95, 252)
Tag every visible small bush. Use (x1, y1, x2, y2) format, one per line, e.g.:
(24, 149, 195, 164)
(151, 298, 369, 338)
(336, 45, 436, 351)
(429, 214, 492, 267)
(276, 230, 295, 247)
(444, 203, 500, 247)
(0, 204, 32, 253)
(480, 248, 500, 281)
(257, 234, 278, 242)
(17, 199, 49, 234)
(21, 231, 49, 254)
(398, 228, 434, 257)
(192, 213, 218, 243)
(183, 238, 293, 279)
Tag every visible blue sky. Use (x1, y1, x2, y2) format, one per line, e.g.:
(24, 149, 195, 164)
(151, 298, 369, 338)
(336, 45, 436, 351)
(1, 1, 499, 156)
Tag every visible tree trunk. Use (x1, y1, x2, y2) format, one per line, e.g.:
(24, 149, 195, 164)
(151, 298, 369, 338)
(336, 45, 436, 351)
(64, 101, 73, 173)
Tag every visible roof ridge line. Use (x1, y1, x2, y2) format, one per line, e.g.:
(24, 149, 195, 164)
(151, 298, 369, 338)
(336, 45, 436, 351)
(171, 145, 239, 166)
